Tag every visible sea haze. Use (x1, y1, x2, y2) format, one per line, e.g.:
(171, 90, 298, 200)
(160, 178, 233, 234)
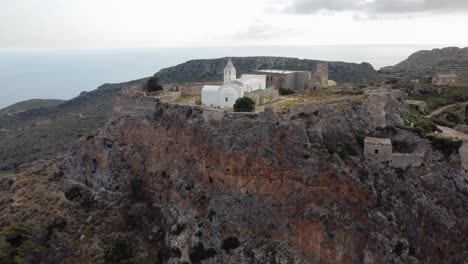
(0, 45, 444, 108)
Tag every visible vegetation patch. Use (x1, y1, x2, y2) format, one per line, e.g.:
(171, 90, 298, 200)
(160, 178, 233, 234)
(144, 76, 163, 93)
(233, 97, 255, 112)
(408, 86, 468, 112)
(279, 88, 295, 96)
(426, 136, 462, 157)
(400, 109, 439, 135)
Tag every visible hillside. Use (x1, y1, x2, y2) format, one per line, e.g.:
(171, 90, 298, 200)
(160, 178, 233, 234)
(156, 56, 379, 84)
(0, 79, 146, 171)
(380, 47, 468, 81)
(0, 99, 65, 116)
(1, 91, 465, 263)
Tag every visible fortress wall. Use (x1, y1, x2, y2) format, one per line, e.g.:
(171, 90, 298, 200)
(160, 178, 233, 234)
(459, 142, 468, 180)
(113, 94, 159, 117)
(159, 91, 181, 102)
(391, 153, 424, 169)
(245, 89, 279, 106)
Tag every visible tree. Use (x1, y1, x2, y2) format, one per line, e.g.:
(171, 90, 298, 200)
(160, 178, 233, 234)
(144, 76, 163, 93)
(233, 97, 255, 112)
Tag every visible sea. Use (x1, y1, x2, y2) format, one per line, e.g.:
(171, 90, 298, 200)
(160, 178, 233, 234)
(0, 45, 449, 109)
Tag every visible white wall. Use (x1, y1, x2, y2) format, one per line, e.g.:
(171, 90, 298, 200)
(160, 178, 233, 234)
(201, 86, 220, 107)
(218, 85, 242, 108)
(239, 74, 267, 91)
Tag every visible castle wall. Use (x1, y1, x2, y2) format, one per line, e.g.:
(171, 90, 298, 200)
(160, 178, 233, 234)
(459, 141, 468, 180)
(113, 94, 160, 118)
(245, 89, 279, 106)
(391, 153, 424, 169)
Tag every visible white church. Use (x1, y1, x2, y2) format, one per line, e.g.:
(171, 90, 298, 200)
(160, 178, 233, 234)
(201, 59, 267, 108)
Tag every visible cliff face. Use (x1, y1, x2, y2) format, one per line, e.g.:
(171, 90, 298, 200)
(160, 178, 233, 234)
(155, 57, 379, 85)
(61, 91, 468, 263)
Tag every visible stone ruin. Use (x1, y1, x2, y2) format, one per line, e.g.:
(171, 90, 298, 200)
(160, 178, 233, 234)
(364, 137, 424, 169)
(406, 100, 427, 114)
(459, 141, 468, 180)
(432, 73, 457, 86)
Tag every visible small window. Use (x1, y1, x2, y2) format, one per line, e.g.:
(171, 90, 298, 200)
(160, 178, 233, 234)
(375, 149, 379, 154)
(225, 97, 228, 102)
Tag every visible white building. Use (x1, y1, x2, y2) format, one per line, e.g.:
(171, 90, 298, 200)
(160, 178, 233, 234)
(201, 59, 266, 108)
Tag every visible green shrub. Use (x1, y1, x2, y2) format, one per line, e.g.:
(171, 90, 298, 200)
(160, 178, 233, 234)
(144, 76, 163, 93)
(104, 239, 134, 264)
(427, 136, 462, 157)
(279, 88, 295, 96)
(325, 143, 358, 159)
(233, 97, 255, 112)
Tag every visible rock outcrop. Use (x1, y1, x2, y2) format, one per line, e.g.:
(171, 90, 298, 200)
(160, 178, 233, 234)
(61, 90, 468, 263)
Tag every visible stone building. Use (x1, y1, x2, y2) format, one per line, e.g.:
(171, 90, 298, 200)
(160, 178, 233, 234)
(406, 100, 427, 114)
(364, 137, 393, 166)
(252, 63, 329, 91)
(432, 73, 457, 86)
(201, 59, 267, 108)
(364, 137, 425, 169)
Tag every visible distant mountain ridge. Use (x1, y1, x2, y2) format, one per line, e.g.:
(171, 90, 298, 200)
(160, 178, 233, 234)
(380, 47, 468, 82)
(156, 56, 379, 84)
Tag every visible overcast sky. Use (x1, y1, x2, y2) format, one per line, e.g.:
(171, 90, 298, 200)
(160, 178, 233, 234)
(1, 0, 467, 49)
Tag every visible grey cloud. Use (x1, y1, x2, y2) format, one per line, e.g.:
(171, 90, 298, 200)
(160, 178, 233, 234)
(287, 0, 468, 15)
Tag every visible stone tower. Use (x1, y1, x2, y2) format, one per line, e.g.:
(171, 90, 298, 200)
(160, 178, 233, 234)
(313, 63, 329, 89)
(224, 58, 237, 83)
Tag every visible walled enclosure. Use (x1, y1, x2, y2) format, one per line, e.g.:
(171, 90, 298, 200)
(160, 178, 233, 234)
(364, 136, 425, 169)
(245, 89, 280, 106)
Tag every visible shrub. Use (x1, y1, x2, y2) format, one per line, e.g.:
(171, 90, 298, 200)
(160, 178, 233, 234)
(233, 97, 255, 112)
(427, 136, 462, 157)
(144, 76, 163, 93)
(104, 239, 134, 264)
(279, 88, 295, 96)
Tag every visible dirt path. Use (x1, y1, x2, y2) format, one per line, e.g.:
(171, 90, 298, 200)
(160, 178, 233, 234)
(435, 125, 468, 141)
(426, 101, 468, 118)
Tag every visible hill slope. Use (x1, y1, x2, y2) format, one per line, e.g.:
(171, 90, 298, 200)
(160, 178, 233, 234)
(380, 47, 468, 81)
(156, 56, 379, 84)
(0, 99, 65, 116)
(0, 79, 146, 171)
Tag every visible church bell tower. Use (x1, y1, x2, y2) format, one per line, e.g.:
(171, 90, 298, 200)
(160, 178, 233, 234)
(224, 58, 237, 83)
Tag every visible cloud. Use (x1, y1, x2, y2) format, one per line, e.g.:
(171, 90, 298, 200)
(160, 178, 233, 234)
(286, 0, 468, 15)
(235, 23, 292, 40)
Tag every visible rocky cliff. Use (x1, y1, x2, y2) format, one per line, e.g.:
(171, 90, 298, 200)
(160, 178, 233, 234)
(380, 47, 468, 81)
(156, 57, 379, 85)
(56, 90, 468, 263)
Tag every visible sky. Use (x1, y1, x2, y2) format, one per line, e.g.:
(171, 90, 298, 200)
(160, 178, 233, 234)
(1, 0, 468, 49)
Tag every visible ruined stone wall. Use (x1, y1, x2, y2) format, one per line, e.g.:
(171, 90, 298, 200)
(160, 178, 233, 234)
(245, 89, 279, 106)
(113, 94, 159, 118)
(159, 91, 181, 103)
(180, 82, 223, 97)
(459, 141, 468, 180)
(364, 140, 393, 166)
(391, 153, 424, 169)
(310, 63, 329, 89)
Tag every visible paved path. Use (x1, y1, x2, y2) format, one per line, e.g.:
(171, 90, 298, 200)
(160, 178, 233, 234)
(425, 101, 468, 118)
